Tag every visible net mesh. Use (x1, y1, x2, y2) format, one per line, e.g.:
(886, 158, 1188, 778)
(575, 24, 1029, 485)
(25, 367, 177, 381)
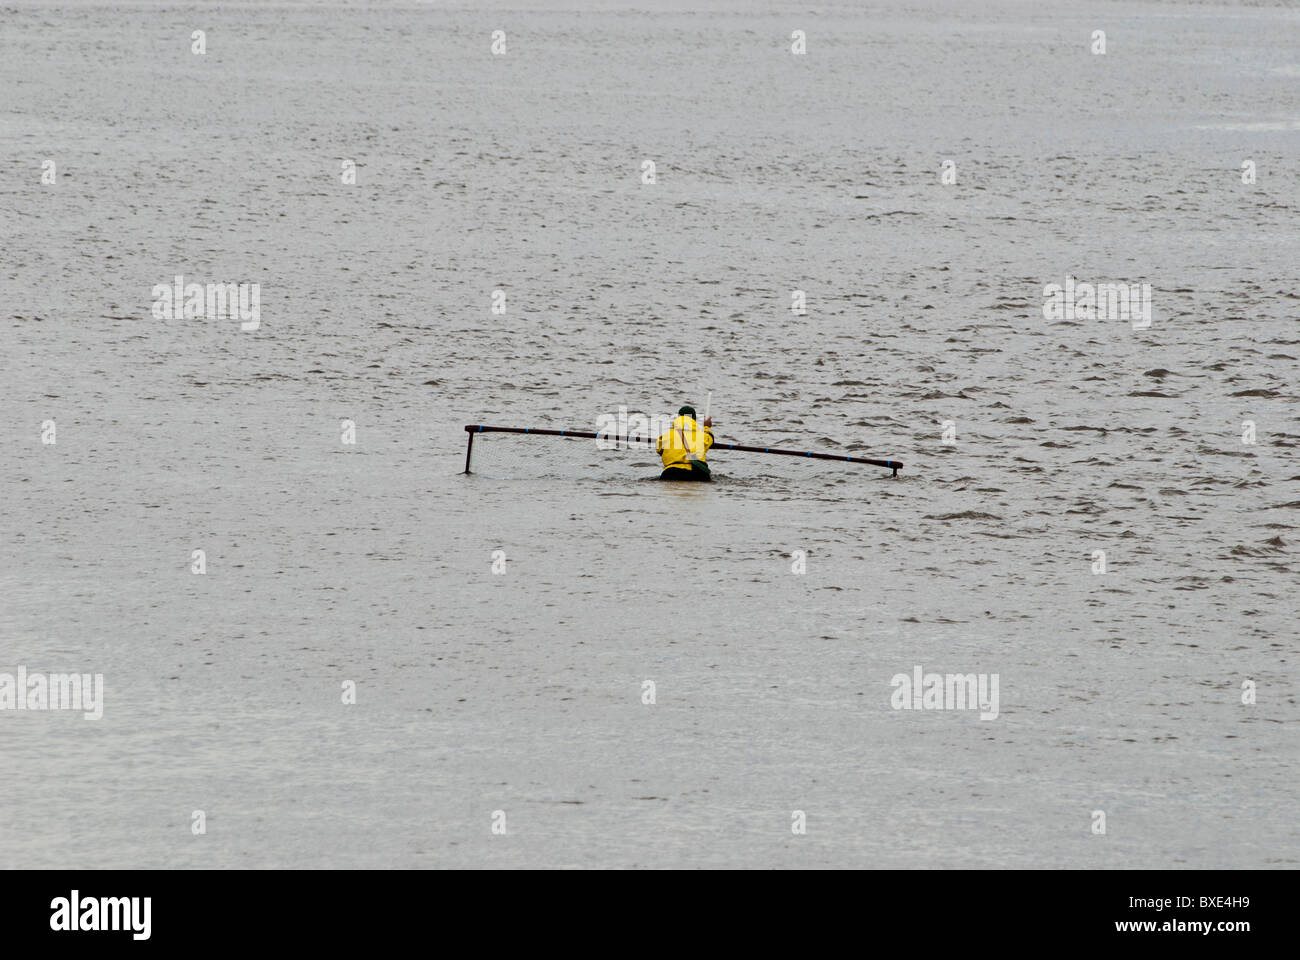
(461, 429, 894, 487)
(464, 431, 658, 480)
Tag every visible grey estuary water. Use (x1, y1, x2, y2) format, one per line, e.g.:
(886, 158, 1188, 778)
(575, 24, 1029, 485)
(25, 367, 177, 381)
(1, 0, 1297, 867)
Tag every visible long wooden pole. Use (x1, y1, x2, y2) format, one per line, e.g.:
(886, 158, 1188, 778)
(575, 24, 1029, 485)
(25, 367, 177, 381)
(462, 424, 903, 475)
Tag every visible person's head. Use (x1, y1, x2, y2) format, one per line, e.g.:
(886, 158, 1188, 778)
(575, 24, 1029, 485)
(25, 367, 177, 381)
(678, 405, 696, 419)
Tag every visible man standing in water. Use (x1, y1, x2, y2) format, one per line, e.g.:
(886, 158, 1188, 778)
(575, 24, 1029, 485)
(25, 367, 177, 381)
(656, 405, 715, 481)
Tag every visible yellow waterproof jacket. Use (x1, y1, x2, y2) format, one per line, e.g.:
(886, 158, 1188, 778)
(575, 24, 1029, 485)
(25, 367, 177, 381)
(656, 415, 714, 472)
